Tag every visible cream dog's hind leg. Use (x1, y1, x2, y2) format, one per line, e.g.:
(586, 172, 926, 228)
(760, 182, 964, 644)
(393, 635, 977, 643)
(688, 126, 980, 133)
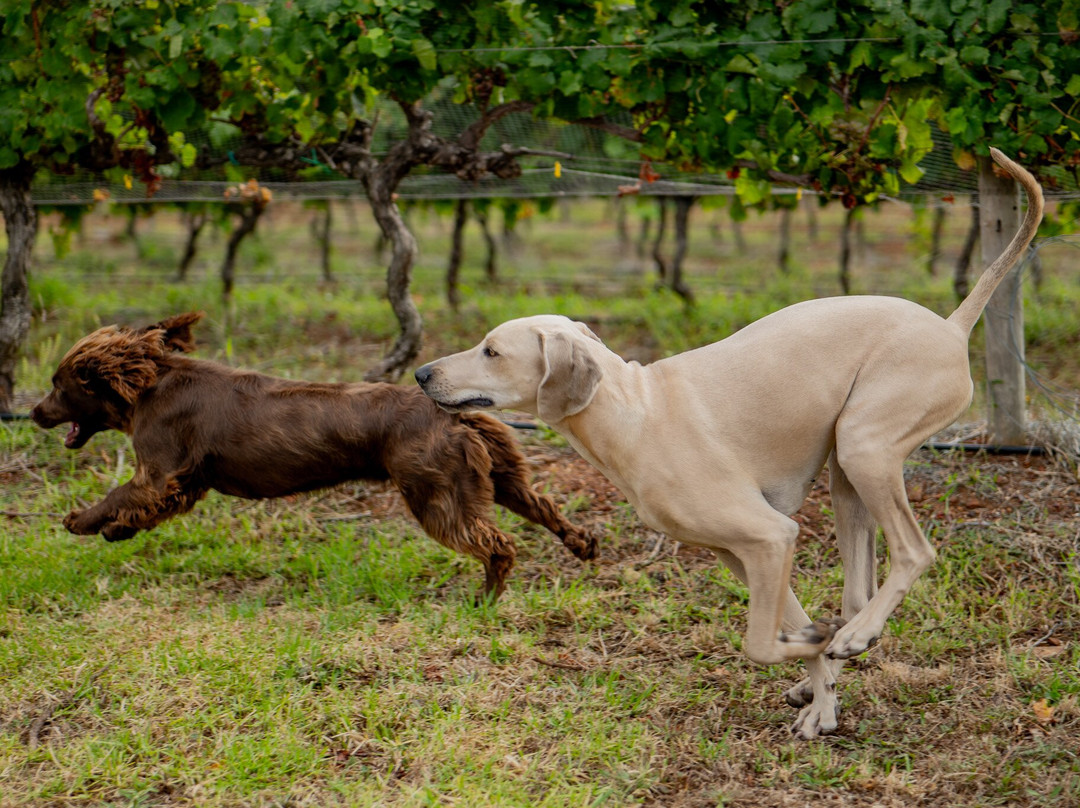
(826, 405, 939, 659)
(783, 452, 878, 715)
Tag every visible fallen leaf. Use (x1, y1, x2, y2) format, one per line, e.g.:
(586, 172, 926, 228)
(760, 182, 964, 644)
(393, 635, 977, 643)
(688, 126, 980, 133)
(1032, 698, 1055, 725)
(1032, 644, 1067, 660)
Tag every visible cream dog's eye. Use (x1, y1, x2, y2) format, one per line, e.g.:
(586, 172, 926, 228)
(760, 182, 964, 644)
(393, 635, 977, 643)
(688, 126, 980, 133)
(482, 346, 499, 358)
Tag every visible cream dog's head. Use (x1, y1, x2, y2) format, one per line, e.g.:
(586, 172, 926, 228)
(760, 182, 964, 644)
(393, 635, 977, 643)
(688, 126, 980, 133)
(415, 315, 603, 424)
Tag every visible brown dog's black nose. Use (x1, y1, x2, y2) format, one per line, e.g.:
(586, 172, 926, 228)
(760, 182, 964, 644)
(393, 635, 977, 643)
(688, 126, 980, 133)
(414, 364, 433, 387)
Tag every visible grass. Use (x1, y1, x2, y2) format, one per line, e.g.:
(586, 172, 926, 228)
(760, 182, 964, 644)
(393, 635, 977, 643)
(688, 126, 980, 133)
(1, 198, 1079, 806)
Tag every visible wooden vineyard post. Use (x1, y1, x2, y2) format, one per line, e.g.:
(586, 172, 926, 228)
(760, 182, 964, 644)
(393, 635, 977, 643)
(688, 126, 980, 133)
(978, 155, 1026, 445)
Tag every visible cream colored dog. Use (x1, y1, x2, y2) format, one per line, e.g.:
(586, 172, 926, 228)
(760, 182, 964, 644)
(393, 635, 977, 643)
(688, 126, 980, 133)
(415, 149, 1042, 739)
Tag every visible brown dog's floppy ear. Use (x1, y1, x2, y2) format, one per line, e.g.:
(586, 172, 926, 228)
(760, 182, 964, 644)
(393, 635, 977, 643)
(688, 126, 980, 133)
(143, 312, 203, 353)
(537, 330, 601, 424)
(62, 326, 167, 404)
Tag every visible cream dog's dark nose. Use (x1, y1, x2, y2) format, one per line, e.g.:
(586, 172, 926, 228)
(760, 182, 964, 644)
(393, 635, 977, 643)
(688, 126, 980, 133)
(414, 364, 434, 387)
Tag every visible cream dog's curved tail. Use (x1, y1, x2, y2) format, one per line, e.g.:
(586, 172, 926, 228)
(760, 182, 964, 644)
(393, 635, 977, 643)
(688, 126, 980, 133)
(948, 147, 1043, 335)
(415, 148, 1043, 740)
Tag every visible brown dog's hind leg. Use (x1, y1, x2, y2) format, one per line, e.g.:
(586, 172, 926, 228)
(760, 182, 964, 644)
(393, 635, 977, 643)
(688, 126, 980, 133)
(465, 413, 599, 561)
(492, 466, 599, 561)
(481, 547, 516, 603)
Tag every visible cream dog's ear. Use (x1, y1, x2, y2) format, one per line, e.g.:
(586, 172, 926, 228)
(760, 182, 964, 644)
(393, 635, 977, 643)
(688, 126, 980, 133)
(537, 330, 601, 424)
(575, 320, 602, 342)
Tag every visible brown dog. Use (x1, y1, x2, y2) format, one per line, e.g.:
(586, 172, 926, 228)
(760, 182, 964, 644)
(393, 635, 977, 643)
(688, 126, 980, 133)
(31, 313, 597, 599)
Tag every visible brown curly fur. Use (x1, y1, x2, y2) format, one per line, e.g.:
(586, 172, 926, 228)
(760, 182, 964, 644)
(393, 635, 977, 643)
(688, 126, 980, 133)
(31, 313, 597, 600)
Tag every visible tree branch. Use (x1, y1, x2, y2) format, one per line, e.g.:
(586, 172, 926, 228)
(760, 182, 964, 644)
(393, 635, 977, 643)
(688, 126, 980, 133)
(85, 88, 106, 135)
(497, 145, 574, 160)
(571, 116, 644, 143)
(856, 86, 892, 156)
(460, 100, 535, 151)
(732, 160, 811, 186)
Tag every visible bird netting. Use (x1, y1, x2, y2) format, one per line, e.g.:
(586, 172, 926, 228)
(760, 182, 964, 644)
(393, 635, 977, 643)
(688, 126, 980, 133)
(27, 102, 1080, 206)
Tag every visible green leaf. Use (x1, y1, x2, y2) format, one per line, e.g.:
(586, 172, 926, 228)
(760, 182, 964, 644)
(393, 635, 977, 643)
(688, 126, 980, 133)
(158, 90, 195, 131)
(0, 146, 19, 169)
(558, 70, 582, 95)
(900, 99, 934, 153)
(367, 28, 392, 59)
(888, 53, 934, 79)
(944, 105, 970, 140)
(987, 0, 1011, 32)
(784, 1, 835, 36)
(758, 61, 806, 83)
(898, 158, 924, 184)
(959, 45, 989, 64)
(180, 142, 197, 168)
(411, 37, 437, 71)
(671, 5, 695, 27)
(848, 41, 873, 71)
(734, 173, 771, 206)
(724, 54, 757, 75)
(522, 70, 556, 96)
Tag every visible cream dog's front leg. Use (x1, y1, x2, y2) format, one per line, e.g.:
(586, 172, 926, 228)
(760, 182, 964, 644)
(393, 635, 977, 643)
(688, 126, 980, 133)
(714, 547, 842, 738)
(709, 503, 841, 662)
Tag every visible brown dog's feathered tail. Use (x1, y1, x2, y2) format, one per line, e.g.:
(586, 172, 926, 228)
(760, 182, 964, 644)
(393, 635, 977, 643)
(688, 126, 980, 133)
(947, 148, 1044, 336)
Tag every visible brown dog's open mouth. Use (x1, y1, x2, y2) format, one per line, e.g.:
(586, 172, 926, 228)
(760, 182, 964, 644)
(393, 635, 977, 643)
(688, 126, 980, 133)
(33, 411, 101, 449)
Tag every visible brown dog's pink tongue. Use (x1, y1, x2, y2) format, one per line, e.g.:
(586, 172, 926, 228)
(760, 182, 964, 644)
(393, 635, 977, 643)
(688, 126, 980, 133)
(65, 422, 80, 447)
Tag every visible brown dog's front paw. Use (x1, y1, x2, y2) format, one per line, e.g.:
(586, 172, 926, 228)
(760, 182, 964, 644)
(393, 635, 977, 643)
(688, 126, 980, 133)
(64, 510, 101, 535)
(101, 523, 139, 542)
